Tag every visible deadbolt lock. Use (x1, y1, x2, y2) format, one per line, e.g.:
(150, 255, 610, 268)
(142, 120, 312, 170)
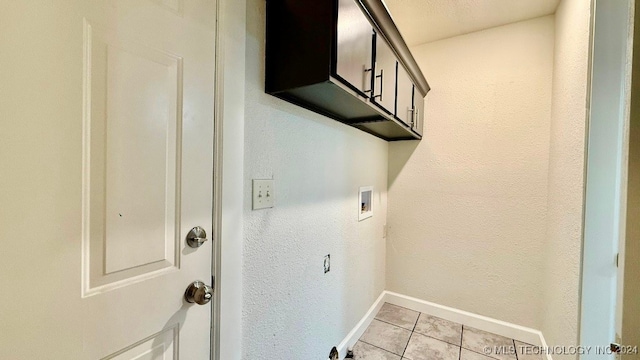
(186, 226, 208, 248)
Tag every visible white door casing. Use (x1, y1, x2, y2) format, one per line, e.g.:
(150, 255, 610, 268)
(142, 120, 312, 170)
(580, 0, 632, 354)
(0, 0, 216, 358)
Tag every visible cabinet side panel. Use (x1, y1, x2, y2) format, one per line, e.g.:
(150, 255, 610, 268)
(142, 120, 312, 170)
(413, 90, 425, 136)
(265, 0, 333, 93)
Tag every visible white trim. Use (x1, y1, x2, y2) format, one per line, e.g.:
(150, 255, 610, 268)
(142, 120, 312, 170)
(579, 0, 631, 353)
(334, 292, 387, 358)
(335, 291, 552, 360)
(213, 0, 246, 359)
(384, 291, 543, 345)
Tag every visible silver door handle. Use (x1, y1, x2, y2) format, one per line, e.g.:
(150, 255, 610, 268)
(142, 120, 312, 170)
(408, 107, 415, 127)
(374, 69, 383, 101)
(186, 226, 208, 248)
(363, 65, 372, 94)
(184, 280, 214, 305)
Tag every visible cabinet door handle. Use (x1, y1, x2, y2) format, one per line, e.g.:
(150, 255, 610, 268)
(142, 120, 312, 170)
(408, 107, 415, 127)
(415, 108, 419, 130)
(374, 69, 384, 101)
(363, 65, 372, 94)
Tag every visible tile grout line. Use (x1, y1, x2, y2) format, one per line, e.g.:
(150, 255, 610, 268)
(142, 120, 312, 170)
(410, 312, 465, 351)
(373, 317, 418, 332)
(460, 325, 512, 360)
(412, 323, 464, 347)
(459, 325, 464, 360)
(400, 314, 420, 359)
(365, 307, 517, 360)
(411, 328, 465, 348)
(376, 311, 466, 359)
(463, 346, 502, 360)
(358, 339, 405, 358)
(385, 302, 421, 313)
(365, 315, 419, 359)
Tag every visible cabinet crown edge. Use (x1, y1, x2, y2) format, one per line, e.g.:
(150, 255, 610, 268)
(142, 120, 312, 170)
(360, 0, 430, 96)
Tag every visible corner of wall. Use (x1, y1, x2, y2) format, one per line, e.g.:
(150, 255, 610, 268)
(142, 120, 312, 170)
(542, 0, 592, 354)
(387, 16, 555, 331)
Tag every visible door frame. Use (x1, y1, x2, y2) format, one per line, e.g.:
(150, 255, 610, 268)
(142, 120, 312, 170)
(579, 0, 634, 354)
(212, 0, 246, 359)
(620, 0, 640, 349)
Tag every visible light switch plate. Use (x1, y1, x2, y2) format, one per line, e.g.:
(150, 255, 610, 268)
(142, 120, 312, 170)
(252, 179, 274, 210)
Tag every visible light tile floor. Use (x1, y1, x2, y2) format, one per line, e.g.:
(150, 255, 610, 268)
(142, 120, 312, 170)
(352, 303, 545, 360)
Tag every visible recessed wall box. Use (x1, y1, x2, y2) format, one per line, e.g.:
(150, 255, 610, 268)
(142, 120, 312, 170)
(359, 186, 373, 221)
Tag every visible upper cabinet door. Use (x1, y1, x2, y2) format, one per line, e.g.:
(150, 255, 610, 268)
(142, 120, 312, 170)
(413, 89, 425, 136)
(396, 64, 414, 127)
(336, 0, 374, 97)
(372, 33, 397, 115)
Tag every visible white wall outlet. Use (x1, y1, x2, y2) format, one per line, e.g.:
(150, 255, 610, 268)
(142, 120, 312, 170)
(324, 254, 330, 273)
(252, 179, 275, 210)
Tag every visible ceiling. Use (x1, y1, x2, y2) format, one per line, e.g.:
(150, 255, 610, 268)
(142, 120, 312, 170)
(383, 0, 561, 46)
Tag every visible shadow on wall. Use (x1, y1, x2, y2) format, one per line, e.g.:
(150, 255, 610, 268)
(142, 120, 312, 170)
(243, 0, 391, 209)
(388, 140, 420, 186)
(246, 0, 422, 168)
(245, 0, 361, 133)
(242, 1, 389, 358)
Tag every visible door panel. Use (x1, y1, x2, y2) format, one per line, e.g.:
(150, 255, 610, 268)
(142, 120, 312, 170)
(372, 33, 397, 115)
(336, 0, 373, 96)
(84, 22, 183, 291)
(0, 0, 216, 358)
(105, 326, 178, 360)
(396, 64, 413, 127)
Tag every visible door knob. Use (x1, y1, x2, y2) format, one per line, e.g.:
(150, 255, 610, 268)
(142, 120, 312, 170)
(186, 226, 208, 248)
(184, 280, 214, 305)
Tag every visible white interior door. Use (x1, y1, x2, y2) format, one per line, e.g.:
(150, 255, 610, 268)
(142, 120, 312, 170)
(0, 0, 216, 358)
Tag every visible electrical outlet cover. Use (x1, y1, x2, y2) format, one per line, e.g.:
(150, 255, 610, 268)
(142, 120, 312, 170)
(252, 179, 274, 210)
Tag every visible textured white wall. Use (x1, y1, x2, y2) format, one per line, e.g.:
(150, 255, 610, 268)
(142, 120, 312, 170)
(242, 1, 389, 359)
(542, 0, 591, 353)
(384, 0, 559, 46)
(386, 16, 554, 329)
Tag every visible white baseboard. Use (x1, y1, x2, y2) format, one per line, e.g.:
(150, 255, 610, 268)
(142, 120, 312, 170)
(384, 291, 544, 346)
(334, 291, 387, 359)
(334, 290, 552, 360)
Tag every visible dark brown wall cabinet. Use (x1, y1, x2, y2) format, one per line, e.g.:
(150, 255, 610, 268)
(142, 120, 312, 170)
(265, 0, 430, 141)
